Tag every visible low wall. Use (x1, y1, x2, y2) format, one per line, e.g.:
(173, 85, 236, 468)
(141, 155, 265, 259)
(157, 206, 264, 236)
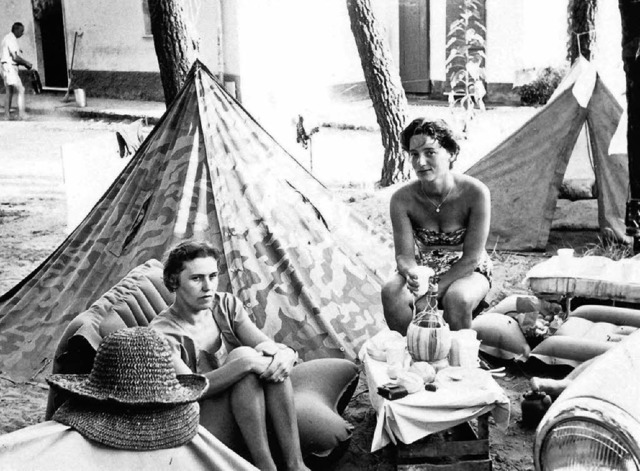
(63, 71, 241, 103)
(72, 70, 164, 102)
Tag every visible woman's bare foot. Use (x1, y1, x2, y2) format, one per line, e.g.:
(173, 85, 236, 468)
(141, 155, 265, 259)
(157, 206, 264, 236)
(530, 377, 570, 399)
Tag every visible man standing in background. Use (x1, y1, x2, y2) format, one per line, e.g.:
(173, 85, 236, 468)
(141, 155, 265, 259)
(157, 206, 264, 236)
(1, 22, 32, 120)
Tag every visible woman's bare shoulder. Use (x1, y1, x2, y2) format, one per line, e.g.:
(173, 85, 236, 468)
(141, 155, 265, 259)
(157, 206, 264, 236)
(390, 182, 421, 216)
(454, 173, 489, 196)
(391, 181, 420, 202)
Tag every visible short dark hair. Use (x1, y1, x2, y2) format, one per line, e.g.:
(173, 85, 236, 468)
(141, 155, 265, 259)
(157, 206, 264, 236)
(400, 118, 460, 158)
(163, 241, 220, 292)
(12, 23, 24, 34)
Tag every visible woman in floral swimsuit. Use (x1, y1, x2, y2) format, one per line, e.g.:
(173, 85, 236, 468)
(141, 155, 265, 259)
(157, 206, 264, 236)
(381, 118, 492, 334)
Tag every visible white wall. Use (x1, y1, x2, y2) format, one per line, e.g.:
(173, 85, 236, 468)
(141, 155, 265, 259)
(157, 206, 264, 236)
(429, 0, 447, 82)
(486, 0, 568, 84)
(485, 0, 623, 91)
(62, 0, 158, 72)
(484, 0, 523, 84)
(223, 0, 398, 97)
(221, 0, 399, 156)
(62, 0, 221, 74)
(593, 3, 624, 100)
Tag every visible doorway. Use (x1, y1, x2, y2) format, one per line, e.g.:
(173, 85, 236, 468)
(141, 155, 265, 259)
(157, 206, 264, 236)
(399, 0, 430, 94)
(32, 0, 68, 88)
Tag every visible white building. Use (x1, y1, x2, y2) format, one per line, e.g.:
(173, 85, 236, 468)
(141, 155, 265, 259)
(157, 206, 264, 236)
(1, 0, 624, 109)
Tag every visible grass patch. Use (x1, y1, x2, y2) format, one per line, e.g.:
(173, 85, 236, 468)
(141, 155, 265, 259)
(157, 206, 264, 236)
(583, 235, 633, 260)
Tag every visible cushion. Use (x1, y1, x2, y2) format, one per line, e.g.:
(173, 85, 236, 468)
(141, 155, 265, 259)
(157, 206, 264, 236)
(65, 259, 173, 354)
(291, 359, 359, 458)
(530, 305, 640, 367)
(472, 312, 530, 361)
(570, 305, 640, 328)
(198, 359, 359, 460)
(46, 260, 173, 418)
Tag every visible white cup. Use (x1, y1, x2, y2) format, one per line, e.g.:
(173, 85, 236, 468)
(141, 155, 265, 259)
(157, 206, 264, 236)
(449, 329, 478, 367)
(557, 248, 574, 260)
(456, 329, 477, 341)
(386, 343, 408, 379)
(458, 339, 481, 367)
(413, 266, 435, 298)
(449, 337, 461, 366)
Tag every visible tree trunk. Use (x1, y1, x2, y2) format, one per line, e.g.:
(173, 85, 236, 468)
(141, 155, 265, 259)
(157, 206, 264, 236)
(148, 0, 198, 106)
(346, 0, 409, 187)
(567, 0, 597, 62)
(619, 0, 640, 253)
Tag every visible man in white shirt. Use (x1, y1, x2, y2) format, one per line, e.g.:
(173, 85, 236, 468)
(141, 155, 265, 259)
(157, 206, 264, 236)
(1, 22, 32, 120)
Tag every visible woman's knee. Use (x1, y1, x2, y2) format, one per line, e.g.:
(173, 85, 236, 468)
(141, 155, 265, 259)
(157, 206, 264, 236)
(382, 275, 401, 301)
(443, 275, 488, 312)
(381, 276, 414, 334)
(381, 274, 411, 308)
(227, 348, 263, 390)
(442, 290, 475, 314)
(226, 346, 261, 362)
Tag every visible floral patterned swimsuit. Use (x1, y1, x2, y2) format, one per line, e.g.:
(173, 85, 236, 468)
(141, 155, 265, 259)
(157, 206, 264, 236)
(413, 226, 493, 286)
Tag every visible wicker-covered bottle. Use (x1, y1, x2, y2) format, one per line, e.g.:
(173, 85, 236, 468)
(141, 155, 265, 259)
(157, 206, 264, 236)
(406, 283, 452, 362)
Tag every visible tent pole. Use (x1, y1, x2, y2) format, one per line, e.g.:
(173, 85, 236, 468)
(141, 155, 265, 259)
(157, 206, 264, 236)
(626, 200, 640, 253)
(619, 1, 640, 254)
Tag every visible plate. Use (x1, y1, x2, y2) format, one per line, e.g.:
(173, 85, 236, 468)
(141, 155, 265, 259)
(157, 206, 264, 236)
(436, 367, 492, 389)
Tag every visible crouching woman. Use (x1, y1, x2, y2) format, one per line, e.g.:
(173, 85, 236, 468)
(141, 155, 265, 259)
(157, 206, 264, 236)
(381, 118, 492, 334)
(150, 241, 309, 471)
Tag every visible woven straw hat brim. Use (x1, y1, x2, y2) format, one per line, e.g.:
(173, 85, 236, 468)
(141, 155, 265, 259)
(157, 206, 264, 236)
(53, 398, 200, 450)
(47, 373, 207, 405)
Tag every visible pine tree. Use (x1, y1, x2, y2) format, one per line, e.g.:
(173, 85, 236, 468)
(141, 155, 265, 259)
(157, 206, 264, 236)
(148, 0, 198, 106)
(346, 0, 409, 186)
(567, 0, 597, 62)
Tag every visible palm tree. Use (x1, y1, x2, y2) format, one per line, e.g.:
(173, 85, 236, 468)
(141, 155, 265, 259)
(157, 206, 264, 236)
(567, 0, 597, 62)
(346, 0, 409, 186)
(618, 0, 640, 252)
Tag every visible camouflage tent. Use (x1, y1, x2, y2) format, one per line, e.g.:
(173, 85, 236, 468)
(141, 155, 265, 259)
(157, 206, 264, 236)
(466, 58, 628, 251)
(0, 61, 392, 382)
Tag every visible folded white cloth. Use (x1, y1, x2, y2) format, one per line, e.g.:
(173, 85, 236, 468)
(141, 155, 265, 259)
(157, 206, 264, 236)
(525, 255, 640, 303)
(0, 421, 257, 470)
(361, 339, 510, 452)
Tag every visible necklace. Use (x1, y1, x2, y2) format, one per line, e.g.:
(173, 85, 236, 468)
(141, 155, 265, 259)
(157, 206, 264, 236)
(421, 182, 453, 213)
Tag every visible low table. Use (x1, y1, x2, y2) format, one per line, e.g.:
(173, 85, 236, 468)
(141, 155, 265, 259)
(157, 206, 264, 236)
(361, 341, 510, 468)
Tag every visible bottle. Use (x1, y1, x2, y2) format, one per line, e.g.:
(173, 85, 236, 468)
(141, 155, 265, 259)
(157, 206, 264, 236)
(415, 282, 440, 328)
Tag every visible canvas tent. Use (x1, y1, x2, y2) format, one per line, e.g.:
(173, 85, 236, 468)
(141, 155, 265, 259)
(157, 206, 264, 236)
(0, 61, 392, 382)
(466, 58, 628, 251)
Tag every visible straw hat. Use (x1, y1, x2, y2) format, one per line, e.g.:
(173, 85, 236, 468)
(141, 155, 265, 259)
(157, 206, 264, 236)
(47, 327, 208, 450)
(48, 327, 206, 404)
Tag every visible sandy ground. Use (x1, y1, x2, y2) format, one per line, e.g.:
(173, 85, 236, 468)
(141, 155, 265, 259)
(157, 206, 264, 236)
(0, 113, 600, 470)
